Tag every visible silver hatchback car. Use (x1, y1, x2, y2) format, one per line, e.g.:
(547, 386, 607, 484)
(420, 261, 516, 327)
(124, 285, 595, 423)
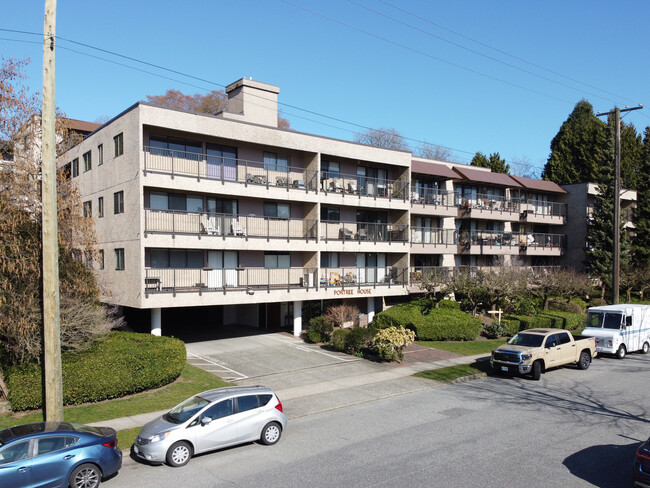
(133, 385, 287, 467)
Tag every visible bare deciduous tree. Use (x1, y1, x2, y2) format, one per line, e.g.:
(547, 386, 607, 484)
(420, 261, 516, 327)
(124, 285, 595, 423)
(417, 143, 455, 162)
(324, 305, 360, 328)
(354, 127, 409, 151)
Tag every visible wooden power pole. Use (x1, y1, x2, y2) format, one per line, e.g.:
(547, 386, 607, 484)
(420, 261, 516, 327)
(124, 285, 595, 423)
(42, 0, 63, 421)
(597, 105, 643, 305)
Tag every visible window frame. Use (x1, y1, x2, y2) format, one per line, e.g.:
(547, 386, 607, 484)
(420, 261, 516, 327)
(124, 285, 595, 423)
(83, 150, 92, 172)
(82, 200, 92, 218)
(98, 196, 104, 218)
(98, 250, 104, 270)
(115, 248, 125, 270)
(113, 133, 124, 157)
(113, 191, 124, 214)
(97, 143, 103, 165)
(72, 158, 79, 178)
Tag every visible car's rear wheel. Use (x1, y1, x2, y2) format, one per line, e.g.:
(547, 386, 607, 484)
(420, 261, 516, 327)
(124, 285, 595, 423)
(260, 422, 282, 445)
(166, 441, 192, 467)
(642, 342, 649, 354)
(69, 463, 101, 488)
(577, 351, 591, 370)
(531, 361, 542, 381)
(616, 345, 627, 359)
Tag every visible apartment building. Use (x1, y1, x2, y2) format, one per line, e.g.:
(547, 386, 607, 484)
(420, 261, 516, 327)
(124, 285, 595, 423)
(58, 78, 570, 337)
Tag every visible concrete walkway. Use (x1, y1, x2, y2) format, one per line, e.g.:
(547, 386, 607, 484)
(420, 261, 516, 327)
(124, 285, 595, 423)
(88, 337, 489, 431)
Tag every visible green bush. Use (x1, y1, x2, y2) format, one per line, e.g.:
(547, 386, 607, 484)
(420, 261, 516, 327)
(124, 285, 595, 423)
(411, 309, 482, 341)
(548, 299, 583, 314)
(589, 298, 608, 307)
(482, 321, 509, 339)
(437, 299, 461, 310)
(505, 314, 553, 331)
(331, 329, 351, 352)
(373, 304, 422, 329)
(344, 327, 376, 356)
(512, 297, 538, 315)
(307, 316, 334, 343)
(543, 311, 586, 330)
(501, 319, 521, 336)
(371, 326, 415, 362)
(6, 331, 186, 411)
(538, 313, 564, 328)
(570, 297, 588, 312)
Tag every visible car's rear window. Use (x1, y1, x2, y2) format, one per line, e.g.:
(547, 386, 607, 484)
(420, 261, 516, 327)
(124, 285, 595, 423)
(258, 394, 272, 406)
(237, 395, 260, 413)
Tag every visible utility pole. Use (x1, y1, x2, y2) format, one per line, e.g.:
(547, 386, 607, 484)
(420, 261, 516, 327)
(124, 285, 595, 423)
(42, 0, 63, 421)
(596, 105, 643, 305)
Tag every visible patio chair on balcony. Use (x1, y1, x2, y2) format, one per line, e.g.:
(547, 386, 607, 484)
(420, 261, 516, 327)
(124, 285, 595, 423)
(231, 219, 246, 236)
(339, 227, 353, 239)
(329, 179, 343, 192)
(201, 219, 219, 235)
(292, 179, 305, 189)
(276, 176, 289, 187)
(347, 183, 358, 194)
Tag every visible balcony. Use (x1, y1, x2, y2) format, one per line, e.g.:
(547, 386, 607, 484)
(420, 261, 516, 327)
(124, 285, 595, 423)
(144, 209, 317, 241)
(320, 172, 409, 202)
(519, 200, 566, 225)
(320, 221, 408, 243)
(458, 230, 521, 255)
(410, 227, 457, 252)
(408, 265, 562, 288)
(410, 189, 457, 217)
(519, 232, 564, 256)
(457, 194, 520, 221)
(144, 266, 408, 296)
(143, 146, 319, 191)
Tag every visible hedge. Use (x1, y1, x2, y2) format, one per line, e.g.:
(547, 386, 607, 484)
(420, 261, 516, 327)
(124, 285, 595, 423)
(504, 314, 553, 330)
(500, 318, 521, 336)
(410, 309, 482, 341)
(6, 331, 186, 411)
(542, 311, 586, 331)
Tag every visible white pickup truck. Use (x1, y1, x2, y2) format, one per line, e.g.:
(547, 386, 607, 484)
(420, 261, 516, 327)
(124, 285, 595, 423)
(491, 328, 597, 380)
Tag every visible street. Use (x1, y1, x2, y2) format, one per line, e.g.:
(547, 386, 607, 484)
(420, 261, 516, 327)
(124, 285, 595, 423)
(109, 353, 649, 488)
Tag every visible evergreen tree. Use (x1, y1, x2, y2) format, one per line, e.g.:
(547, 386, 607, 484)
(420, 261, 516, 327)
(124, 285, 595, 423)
(633, 127, 650, 267)
(470, 151, 510, 174)
(542, 100, 609, 184)
(620, 121, 643, 190)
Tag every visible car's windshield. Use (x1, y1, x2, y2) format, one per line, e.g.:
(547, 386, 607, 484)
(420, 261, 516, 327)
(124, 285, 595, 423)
(167, 396, 210, 424)
(507, 333, 544, 347)
(587, 312, 623, 330)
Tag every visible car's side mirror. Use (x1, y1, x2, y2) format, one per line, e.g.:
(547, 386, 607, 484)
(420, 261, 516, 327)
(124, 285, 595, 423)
(201, 416, 212, 426)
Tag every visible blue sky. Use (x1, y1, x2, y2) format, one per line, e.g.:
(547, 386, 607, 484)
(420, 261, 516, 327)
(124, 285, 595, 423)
(2, 0, 649, 177)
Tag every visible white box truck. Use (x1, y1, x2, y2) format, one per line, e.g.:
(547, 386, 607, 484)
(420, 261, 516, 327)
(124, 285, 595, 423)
(582, 304, 650, 359)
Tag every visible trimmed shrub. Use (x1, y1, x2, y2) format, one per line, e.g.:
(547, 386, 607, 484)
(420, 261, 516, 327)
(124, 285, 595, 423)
(482, 321, 509, 339)
(539, 313, 564, 328)
(505, 314, 553, 331)
(331, 328, 351, 352)
(543, 311, 586, 331)
(373, 304, 423, 330)
(307, 316, 334, 343)
(344, 327, 376, 356)
(570, 297, 588, 312)
(548, 299, 583, 314)
(437, 299, 461, 310)
(411, 309, 482, 341)
(6, 331, 185, 411)
(371, 326, 415, 362)
(589, 298, 608, 307)
(501, 318, 521, 336)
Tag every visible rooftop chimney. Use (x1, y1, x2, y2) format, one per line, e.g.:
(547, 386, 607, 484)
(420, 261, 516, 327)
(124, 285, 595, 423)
(223, 78, 280, 127)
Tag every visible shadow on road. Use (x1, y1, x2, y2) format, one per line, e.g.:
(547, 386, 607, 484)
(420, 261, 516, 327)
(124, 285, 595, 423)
(563, 441, 638, 488)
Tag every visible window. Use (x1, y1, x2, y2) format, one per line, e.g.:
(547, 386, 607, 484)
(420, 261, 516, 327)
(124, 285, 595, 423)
(264, 202, 290, 219)
(320, 206, 340, 222)
(98, 197, 104, 217)
(113, 133, 123, 157)
(264, 252, 290, 269)
(83, 200, 92, 218)
(98, 250, 104, 270)
(201, 399, 233, 421)
(321, 252, 339, 268)
(72, 158, 79, 177)
(97, 144, 103, 165)
(114, 191, 124, 214)
(150, 249, 203, 269)
(83, 150, 92, 172)
(36, 436, 77, 456)
(237, 395, 260, 413)
(0, 440, 30, 465)
(115, 248, 125, 270)
(263, 152, 289, 172)
(149, 135, 201, 160)
(322, 161, 339, 179)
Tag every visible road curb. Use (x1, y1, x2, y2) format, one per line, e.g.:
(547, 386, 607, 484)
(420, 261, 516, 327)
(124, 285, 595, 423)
(450, 372, 488, 384)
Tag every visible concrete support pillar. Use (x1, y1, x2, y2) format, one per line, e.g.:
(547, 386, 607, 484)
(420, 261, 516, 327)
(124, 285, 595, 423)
(293, 301, 302, 337)
(151, 308, 162, 336)
(367, 297, 375, 324)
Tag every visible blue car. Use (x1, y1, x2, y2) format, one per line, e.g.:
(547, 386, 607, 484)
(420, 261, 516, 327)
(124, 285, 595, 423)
(0, 421, 122, 488)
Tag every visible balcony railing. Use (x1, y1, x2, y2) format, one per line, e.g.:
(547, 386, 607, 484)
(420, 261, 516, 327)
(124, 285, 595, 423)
(410, 189, 455, 207)
(320, 221, 409, 243)
(144, 266, 408, 295)
(409, 265, 563, 285)
(410, 227, 456, 245)
(143, 146, 319, 191)
(521, 199, 566, 218)
(144, 209, 317, 240)
(456, 193, 520, 212)
(522, 232, 564, 249)
(320, 172, 409, 201)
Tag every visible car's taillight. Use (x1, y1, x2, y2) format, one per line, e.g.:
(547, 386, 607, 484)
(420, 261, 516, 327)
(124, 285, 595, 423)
(102, 439, 118, 448)
(275, 398, 283, 413)
(637, 449, 650, 462)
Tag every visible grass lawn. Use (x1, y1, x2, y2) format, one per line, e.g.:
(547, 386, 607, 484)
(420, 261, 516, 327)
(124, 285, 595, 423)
(414, 360, 492, 382)
(417, 338, 507, 356)
(0, 363, 232, 431)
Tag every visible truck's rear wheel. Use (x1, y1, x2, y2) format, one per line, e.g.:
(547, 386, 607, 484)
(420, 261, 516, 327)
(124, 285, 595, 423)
(642, 342, 649, 354)
(531, 361, 542, 380)
(616, 345, 626, 359)
(577, 351, 591, 370)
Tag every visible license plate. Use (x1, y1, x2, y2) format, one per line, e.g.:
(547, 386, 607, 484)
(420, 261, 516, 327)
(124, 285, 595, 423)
(501, 366, 508, 372)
